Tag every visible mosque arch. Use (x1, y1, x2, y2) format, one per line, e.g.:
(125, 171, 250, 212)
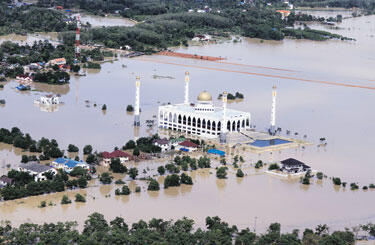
(237, 120, 241, 131)
(178, 114, 182, 124)
(173, 113, 177, 123)
(197, 118, 201, 128)
(192, 117, 196, 127)
(202, 119, 206, 129)
(246, 118, 250, 126)
(242, 120, 245, 128)
(188, 116, 191, 126)
(212, 121, 216, 131)
(232, 121, 236, 131)
(183, 115, 187, 125)
(207, 120, 211, 130)
(227, 121, 231, 131)
(169, 112, 172, 121)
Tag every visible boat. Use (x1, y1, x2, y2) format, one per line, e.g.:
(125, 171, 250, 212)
(34, 94, 60, 105)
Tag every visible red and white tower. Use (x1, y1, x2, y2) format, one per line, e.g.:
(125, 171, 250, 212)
(75, 15, 80, 62)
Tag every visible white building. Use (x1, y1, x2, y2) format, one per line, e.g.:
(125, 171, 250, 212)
(34, 94, 59, 105)
(158, 72, 251, 140)
(52, 158, 90, 173)
(153, 138, 171, 152)
(18, 162, 57, 181)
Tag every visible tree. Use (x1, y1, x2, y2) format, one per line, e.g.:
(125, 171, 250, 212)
(236, 169, 244, 178)
(133, 147, 140, 156)
(128, 167, 138, 180)
(123, 140, 136, 150)
(67, 144, 79, 152)
(180, 173, 193, 185)
(157, 166, 165, 175)
(75, 193, 86, 202)
(332, 177, 341, 186)
(100, 172, 113, 184)
(102, 104, 107, 110)
(69, 167, 87, 177)
(77, 176, 88, 188)
(110, 158, 127, 173)
(216, 167, 227, 179)
(126, 104, 134, 112)
(164, 174, 180, 188)
(86, 154, 97, 164)
(83, 145, 93, 155)
(61, 195, 71, 204)
(316, 172, 323, 180)
(268, 163, 280, 171)
(148, 179, 160, 191)
(21, 155, 29, 163)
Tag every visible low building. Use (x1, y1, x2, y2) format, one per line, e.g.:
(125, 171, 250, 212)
(177, 140, 199, 152)
(52, 158, 90, 173)
(153, 138, 171, 152)
(48, 58, 66, 66)
(0, 175, 14, 186)
(102, 150, 132, 166)
(18, 162, 57, 181)
(280, 158, 311, 174)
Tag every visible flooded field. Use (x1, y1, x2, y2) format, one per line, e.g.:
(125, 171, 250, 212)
(0, 14, 375, 232)
(72, 13, 136, 27)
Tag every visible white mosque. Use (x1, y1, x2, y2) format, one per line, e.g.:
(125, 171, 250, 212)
(157, 72, 251, 142)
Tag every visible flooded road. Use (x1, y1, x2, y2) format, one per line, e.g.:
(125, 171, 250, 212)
(0, 14, 375, 232)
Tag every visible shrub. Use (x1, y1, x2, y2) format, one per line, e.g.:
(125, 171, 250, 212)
(164, 174, 180, 188)
(110, 158, 127, 173)
(268, 163, 280, 171)
(102, 104, 107, 110)
(115, 179, 125, 185)
(39, 201, 46, 208)
(128, 167, 138, 179)
(116, 185, 131, 195)
(255, 160, 263, 169)
(369, 183, 375, 189)
(135, 186, 141, 192)
(100, 172, 113, 184)
(236, 169, 244, 178)
(83, 145, 93, 155)
(75, 193, 86, 202)
(350, 183, 359, 190)
(316, 172, 323, 180)
(67, 144, 79, 152)
(148, 179, 160, 191)
(157, 166, 165, 175)
(126, 104, 134, 112)
(216, 167, 227, 179)
(332, 177, 341, 186)
(180, 173, 193, 185)
(61, 195, 71, 205)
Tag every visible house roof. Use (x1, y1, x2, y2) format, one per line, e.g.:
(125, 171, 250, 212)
(102, 150, 131, 159)
(179, 140, 198, 148)
(153, 138, 170, 145)
(280, 158, 310, 168)
(19, 162, 53, 173)
(0, 175, 13, 184)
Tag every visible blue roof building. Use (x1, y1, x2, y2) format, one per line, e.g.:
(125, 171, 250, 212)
(52, 158, 89, 172)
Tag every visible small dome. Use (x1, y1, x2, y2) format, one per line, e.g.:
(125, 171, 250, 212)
(197, 91, 212, 101)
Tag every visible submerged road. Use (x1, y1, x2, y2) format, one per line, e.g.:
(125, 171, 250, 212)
(137, 57, 375, 91)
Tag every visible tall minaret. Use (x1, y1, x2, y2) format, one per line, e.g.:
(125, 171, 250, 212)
(75, 15, 80, 63)
(220, 92, 228, 144)
(184, 71, 189, 105)
(134, 76, 141, 126)
(270, 85, 277, 135)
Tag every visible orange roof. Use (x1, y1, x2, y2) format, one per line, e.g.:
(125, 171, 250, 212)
(276, 10, 291, 14)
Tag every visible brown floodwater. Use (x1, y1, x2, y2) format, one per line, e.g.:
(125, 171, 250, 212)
(0, 14, 375, 232)
(72, 13, 136, 27)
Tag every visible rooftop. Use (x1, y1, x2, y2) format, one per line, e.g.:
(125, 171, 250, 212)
(179, 140, 199, 148)
(19, 162, 53, 173)
(153, 138, 170, 145)
(280, 158, 310, 168)
(102, 150, 132, 159)
(54, 158, 87, 168)
(159, 103, 249, 120)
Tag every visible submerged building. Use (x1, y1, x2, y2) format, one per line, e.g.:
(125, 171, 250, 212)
(158, 72, 251, 140)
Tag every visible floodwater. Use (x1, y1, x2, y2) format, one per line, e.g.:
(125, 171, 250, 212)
(0, 14, 375, 232)
(72, 13, 136, 27)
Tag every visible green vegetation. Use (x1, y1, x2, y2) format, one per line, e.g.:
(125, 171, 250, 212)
(268, 163, 280, 171)
(255, 160, 263, 169)
(218, 92, 244, 100)
(115, 179, 125, 185)
(148, 179, 160, 191)
(0, 4, 75, 35)
(128, 167, 139, 180)
(350, 183, 359, 190)
(126, 104, 134, 112)
(316, 172, 324, 180)
(135, 186, 141, 192)
(75, 193, 86, 202)
(0, 211, 358, 244)
(115, 184, 131, 195)
(100, 172, 113, 184)
(61, 195, 71, 205)
(67, 144, 79, 152)
(180, 173, 193, 185)
(33, 71, 70, 84)
(83, 62, 101, 69)
(83, 145, 93, 155)
(216, 167, 228, 179)
(236, 169, 244, 178)
(164, 174, 180, 188)
(39, 200, 47, 208)
(332, 177, 342, 186)
(157, 165, 166, 175)
(102, 104, 107, 111)
(109, 158, 127, 173)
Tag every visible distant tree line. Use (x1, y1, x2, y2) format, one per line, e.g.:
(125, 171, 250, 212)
(0, 211, 360, 244)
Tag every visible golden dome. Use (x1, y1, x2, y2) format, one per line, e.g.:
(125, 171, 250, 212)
(197, 91, 212, 101)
